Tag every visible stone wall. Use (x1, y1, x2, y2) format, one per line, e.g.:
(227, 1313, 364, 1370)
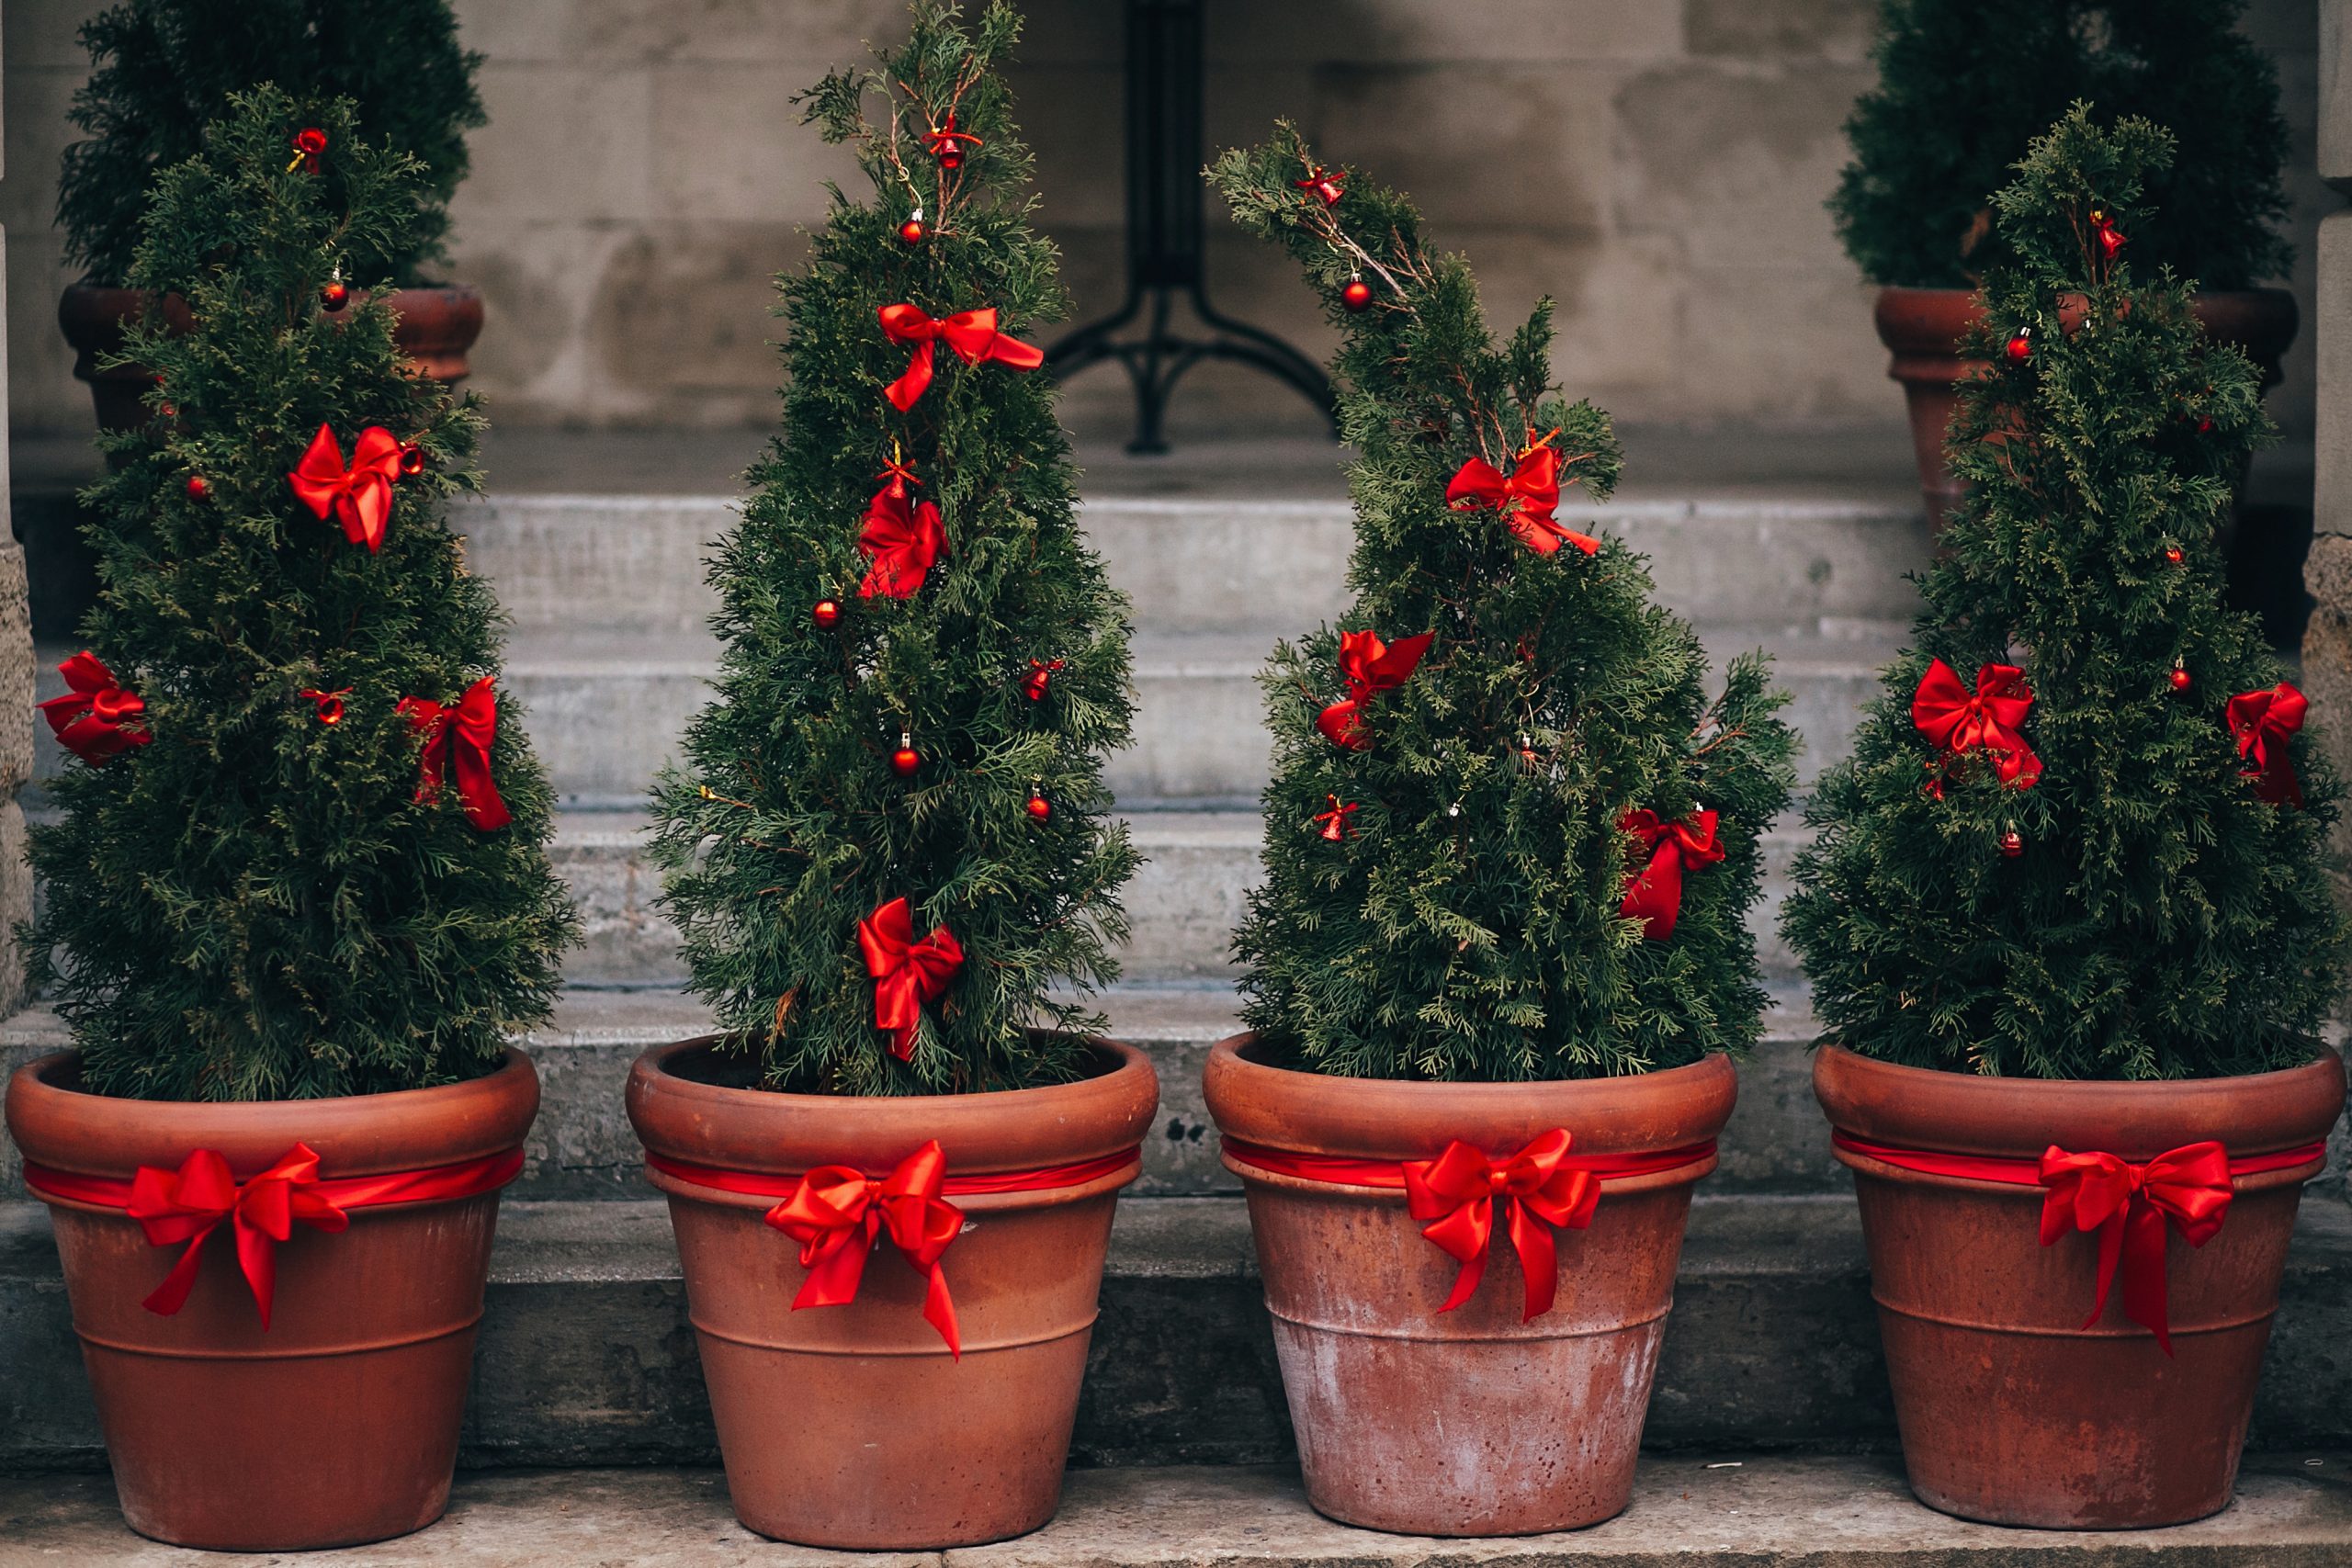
(0, 0, 2330, 443)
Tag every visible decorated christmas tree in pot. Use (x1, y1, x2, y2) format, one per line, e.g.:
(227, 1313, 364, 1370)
(1198, 124, 1794, 1536)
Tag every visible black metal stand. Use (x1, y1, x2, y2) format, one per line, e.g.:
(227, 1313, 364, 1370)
(1045, 0, 1334, 454)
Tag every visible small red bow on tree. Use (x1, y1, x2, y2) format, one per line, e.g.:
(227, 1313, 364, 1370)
(858, 897, 965, 1061)
(2038, 1142, 2233, 1356)
(40, 651, 151, 763)
(1403, 1131, 1599, 1321)
(1618, 808, 1724, 941)
(288, 423, 404, 552)
(1312, 795, 1358, 841)
(2227, 682, 2306, 807)
(1912, 658, 2041, 789)
(397, 678, 510, 830)
(858, 483, 949, 599)
(1294, 165, 1345, 206)
(126, 1145, 348, 1329)
(766, 1140, 966, 1355)
(288, 126, 327, 172)
(877, 305, 1044, 412)
(1445, 440, 1599, 556)
(1316, 629, 1434, 750)
(1022, 659, 1065, 701)
(922, 115, 982, 170)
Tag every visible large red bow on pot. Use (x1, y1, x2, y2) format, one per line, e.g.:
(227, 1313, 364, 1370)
(1446, 446, 1599, 557)
(2039, 1141, 2233, 1356)
(877, 305, 1044, 412)
(1913, 658, 2041, 789)
(1316, 629, 1434, 750)
(397, 677, 510, 830)
(858, 897, 965, 1061)
(1619, 808, 1724, 941)
(2227, 682, 2307, 807)
(288, 423, 404, 552)
(766, 1140, 966, 1356)
(1403, 1131, 1599, 1322)
(858, 484, 949, 599)
(126, 1145, 349, 1329)
(40, 651, 151, 763)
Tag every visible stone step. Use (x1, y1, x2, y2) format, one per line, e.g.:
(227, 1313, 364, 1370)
(6, 1191, 2349, 1477)
(0, 983, 1844, 1206)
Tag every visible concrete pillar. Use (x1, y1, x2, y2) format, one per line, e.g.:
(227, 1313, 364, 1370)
(2308, 4, 2352, 967)
(0, 26, 28, 1014)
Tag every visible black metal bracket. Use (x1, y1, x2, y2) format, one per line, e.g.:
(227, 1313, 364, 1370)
(1044, 0, 1335, 454)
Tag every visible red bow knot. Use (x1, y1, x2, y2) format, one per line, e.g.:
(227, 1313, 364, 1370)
(1913, 658, 2041, 789)
(1316, 628, 1434, 750)
(1403, 1131, 1598, 1321)
(288, 423, 404, 552)
(858, 897, 965, 1061)
(124, 1145, 348, 1328)
(40, 651, 152, 763)
(1618, 808, 1724, 941)
(858, 484, 949, 599)
(2038, 1141, 2233, 1356)
(2227, 682, 2306, 807)
(1446, 445, 1598, 557)
(877, 304, 1044, 412)
(396, 677, 510, 830)
(1022, 659, 1065, 702)
(766, 1140, 965, 1356)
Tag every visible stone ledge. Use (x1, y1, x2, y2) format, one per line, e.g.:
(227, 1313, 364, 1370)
(6, 1455, 2350, 1567)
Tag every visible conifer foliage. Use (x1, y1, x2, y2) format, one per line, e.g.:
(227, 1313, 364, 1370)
(27, 88, 575, 1101)
(1786, 107, 2346, 1080)
(1208, 127, 1795, 1083)
(649, 2, 1137, 1097)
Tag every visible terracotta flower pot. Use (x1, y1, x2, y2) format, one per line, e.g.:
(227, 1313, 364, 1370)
(1815, 1043, 2345, 1529)
(58, 281, 485, 434)
(4, 1047, 539, 1551)
(1873, 285, 2299, 522)
(1201, 1034, 1737, 1537)
(626, 1035, 1159, 1550)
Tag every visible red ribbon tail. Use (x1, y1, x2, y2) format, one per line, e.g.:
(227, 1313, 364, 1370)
(2082, 1209, 2129, 1335)
(886, 342, 934, 412)
(920, 1261, 961, 1359)
(1427, 1199, 1495, 1314)
(140, 1227, 218, 1318)
(1507, 1199, 1559, 1322)
(788, 1221, 876, 1313)
(2120, 1201, 2177, 1357)
(233, 1211, 278, 1330)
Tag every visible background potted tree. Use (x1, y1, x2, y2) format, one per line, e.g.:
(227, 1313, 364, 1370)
(622, 3, 1156, 1550)
(1787, 107, 2347, 1530)
(1832, 0, 2297, 523)
(55, 0, 489, 433)
(4, 90, 574, 1551)
(1198, 129, 1795, 1537)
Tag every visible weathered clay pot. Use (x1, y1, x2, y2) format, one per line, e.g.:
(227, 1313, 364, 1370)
(4, 1047, 539, 1551)
(1201, 1034, 1736, 1536)
(58, 281, 485, 433)
(626, 1035, 1159, 1549)
(1874, 285, 2299, 522)
(1816, 1043, 2345, 1529)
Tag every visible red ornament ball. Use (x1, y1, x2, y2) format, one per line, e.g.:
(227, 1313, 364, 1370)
(399, 442, 425, 477)
(892, 745, 922, 776)
(293, 127, 329, 156)
(1025, 793, 1052, 821)
(185, 475, 210, 500)
(2169, 664, 2192, 693)
(899, 218, 927, 245)
(2164, 546, 2184, 565)
(1999, 829, 2024, 858)
(157, 402, 178, 420)
(1341, 278, 1374, 311)
(320, 279, 349, 310)
(812, 598, 842, 628)
(2004, 330, 2031, 364)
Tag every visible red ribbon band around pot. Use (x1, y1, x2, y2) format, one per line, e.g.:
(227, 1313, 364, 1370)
(22, 1142, 525, 1330)
(1829, 1131, 2328, 1355)
(644, 1143, 1143, 1357)
(1221, 1132, 1718, 1322)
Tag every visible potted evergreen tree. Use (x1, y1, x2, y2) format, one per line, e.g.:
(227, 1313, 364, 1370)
(3, 90, 574, 1551)
(1198, 130, 1796, 1537)
(1832, 0, 2297, 519)
(1787, 107, 2347, 1530)
(622, 4, 1156, 1549)
(56, 0, 489, 432)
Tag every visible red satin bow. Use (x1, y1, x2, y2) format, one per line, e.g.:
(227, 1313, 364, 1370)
(288, 423, 403, 552)
(858, 484, 949, 599)
(40, 651, 152, 762)
(1022, 659, 1065, 701)
(1446, 446, 1598, 557)
(766, 1140, 966, 1356)
(858, 897, 965, 1061)
(877, 305, 1044, 412)
(397, 677, 510, 830)
(1619, 808, 1724, 941)
(1403, 1132, 1599, 1321)
(1913, 658, 2041, 789)
(125, 1145, 349, 1329)
(2039, 1142, 2233, 1356)
(1316, 628, 1434, 750)
(2227, 682, 2306, 807)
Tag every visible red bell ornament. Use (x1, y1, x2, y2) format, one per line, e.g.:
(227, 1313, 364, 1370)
(2164, 545, 2184, 566)
(1999, 826, 2023, 858)
(399, 443, 425, 477)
